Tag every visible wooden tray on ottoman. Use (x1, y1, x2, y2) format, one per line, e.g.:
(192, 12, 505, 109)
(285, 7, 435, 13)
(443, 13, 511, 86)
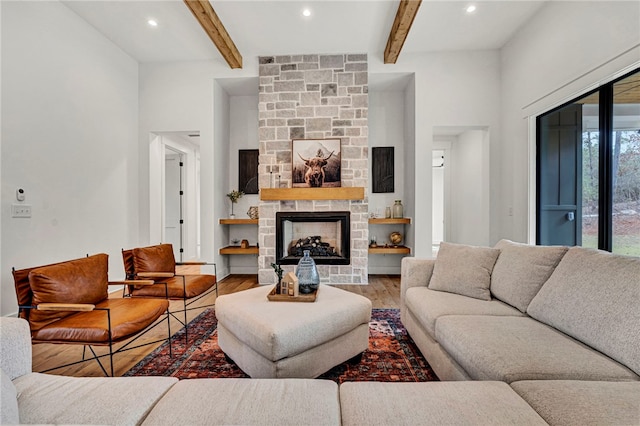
(267, 286, 318, 302)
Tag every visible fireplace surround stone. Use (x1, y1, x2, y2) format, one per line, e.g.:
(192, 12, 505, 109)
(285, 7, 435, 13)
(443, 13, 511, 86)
(257, 54, 369, 285)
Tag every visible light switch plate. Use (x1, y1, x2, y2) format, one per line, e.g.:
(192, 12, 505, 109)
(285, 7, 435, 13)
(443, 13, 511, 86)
(12, 204, 32, 218)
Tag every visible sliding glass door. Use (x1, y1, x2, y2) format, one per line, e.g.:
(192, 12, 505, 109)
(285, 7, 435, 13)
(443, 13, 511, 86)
(537, 69, 639, 256)
(611, 73, 640, 255)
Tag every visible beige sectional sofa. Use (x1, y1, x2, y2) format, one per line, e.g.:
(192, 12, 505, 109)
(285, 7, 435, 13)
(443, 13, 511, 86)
(401, 240, 640, 424)
(2, 241, 639, 425)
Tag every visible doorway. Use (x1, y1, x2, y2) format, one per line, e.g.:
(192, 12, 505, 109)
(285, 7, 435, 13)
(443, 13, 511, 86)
(149, 132, 201, 261)
(431, 148, 447, 254)
(433, 127, 490, 247)
(164, 147, 184, 261)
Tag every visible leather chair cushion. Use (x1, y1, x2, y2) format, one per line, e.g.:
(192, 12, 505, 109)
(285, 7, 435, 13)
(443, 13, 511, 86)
(132, 244, 175, 275)
(122, 249, 135, 279)
(13, 259, 70, 322)
(28, 254, 109, 331)
(129, 274, 216, 299)
(31, 298, 169, 343)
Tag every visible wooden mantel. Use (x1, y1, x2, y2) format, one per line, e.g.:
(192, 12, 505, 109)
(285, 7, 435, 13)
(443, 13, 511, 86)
(260, 187, 365, 201)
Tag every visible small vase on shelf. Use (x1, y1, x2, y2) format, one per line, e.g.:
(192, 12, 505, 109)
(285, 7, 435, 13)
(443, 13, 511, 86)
(392, 200, 404, 218)
(296, 250, 320, 294)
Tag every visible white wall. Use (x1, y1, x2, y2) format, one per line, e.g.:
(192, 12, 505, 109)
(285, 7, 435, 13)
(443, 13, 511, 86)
(368, 90, 407, 273)
(403, 76, 417, 255)
(1, 1, 139, 316)
(449, 130, 490, 246)
(500, 1, 640, 243)
(369, 50, 501, 256)
(212, 81, 231, 277)
(368, 90, 406, 214)
(226, 95, 259, 274)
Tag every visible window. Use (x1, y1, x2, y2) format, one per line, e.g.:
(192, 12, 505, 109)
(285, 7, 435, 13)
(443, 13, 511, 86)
(537, 69, 640, 256)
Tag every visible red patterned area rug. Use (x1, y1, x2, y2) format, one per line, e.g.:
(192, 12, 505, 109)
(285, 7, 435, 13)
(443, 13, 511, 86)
(124, 308, 438, 383)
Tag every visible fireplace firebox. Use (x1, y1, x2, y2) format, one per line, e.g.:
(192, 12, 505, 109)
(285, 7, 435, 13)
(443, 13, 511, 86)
(275, 211, 350, 265)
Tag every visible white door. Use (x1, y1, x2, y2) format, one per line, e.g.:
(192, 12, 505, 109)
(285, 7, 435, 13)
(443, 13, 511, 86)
(165, 148, 183, 261)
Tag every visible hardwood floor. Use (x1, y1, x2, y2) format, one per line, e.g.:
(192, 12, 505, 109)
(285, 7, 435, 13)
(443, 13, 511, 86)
(29, 273, 401, 377)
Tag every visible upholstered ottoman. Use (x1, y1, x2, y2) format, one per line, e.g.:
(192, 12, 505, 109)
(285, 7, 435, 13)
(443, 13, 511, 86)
(215, 285, 372, 378)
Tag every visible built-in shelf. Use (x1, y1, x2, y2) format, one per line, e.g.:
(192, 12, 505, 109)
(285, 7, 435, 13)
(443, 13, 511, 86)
(368, 217, 411, 256)
(219, 218, 258, 225)
(260, 187, 365, 201)
(219, 219, 259, 257)
(368, 218, 411, 225)
(368, 246, 411, 254)
(219, 246, 259, 255)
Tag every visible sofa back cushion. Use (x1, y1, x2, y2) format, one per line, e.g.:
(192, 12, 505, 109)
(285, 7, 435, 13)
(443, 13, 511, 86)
(491, 240, 568, 312)
(28, 254, 109, 330)
(429, 242, 500, 301)
(132, 244, 175, 274)
(527, 246, 640, 375)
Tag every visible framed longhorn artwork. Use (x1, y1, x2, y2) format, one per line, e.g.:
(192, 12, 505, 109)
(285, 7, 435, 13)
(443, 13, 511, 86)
(291, 138, 341, 188)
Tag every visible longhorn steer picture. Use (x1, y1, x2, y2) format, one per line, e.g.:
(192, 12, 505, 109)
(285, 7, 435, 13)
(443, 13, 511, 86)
(292, 139, 341, 188)
(299, 150, 334, 187)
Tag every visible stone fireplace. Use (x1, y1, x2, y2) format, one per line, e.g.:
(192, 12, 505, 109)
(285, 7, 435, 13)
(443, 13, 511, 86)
(276, 211, 350, 265)
(257, 53, 369, 285)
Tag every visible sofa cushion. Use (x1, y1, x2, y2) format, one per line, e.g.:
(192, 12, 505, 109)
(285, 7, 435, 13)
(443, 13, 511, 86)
(491, 239, 568, 312)
(0, 369, 19, 425)
(404, 287, 524, 338)
(14, 372, 177, 425)
(142, 378, 341, 425)
(28, 254, 109, 330)
(436, 315, 639, 383)
(132, 243, 176, 274)
(0, 317, 32, 379)
(511, 380, 640, 426)
(527, 246, 640, 376)
(428, 242, 500, 301)
(340, 381, 546, 426)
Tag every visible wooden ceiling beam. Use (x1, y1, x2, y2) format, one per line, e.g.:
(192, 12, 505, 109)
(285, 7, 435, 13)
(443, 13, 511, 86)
(384, 0, 422, 64)
(184, 0, 243, 69)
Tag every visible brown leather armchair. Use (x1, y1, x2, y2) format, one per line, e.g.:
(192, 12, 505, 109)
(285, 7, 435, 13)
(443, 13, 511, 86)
(122, 244, 217, 340)
(12, 253, 171, 376)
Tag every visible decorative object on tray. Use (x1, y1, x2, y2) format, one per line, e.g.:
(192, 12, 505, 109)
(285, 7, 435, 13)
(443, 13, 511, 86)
(296, 249, 320, 294)
(280, 272, 299, 296)
(389, 232, 403, 246)
(226, 189, 244, 218)
(267, 285, 317, 302)
(392, 200, 403, 218)
(247, 205, 259, 219)
(271, 262, 284, 293)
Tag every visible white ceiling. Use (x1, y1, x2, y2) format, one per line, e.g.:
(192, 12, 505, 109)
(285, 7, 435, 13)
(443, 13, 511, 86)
(61, 0, 547, 65)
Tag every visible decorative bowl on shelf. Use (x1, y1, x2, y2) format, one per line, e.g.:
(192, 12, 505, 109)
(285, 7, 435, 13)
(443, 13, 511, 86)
(389, 232, 403, 246)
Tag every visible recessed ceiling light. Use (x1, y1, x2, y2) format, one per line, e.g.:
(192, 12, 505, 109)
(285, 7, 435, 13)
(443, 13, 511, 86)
(466, 5, 477, 14)
(147, 19, 158, 27)
(302, 8, 311, 17)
